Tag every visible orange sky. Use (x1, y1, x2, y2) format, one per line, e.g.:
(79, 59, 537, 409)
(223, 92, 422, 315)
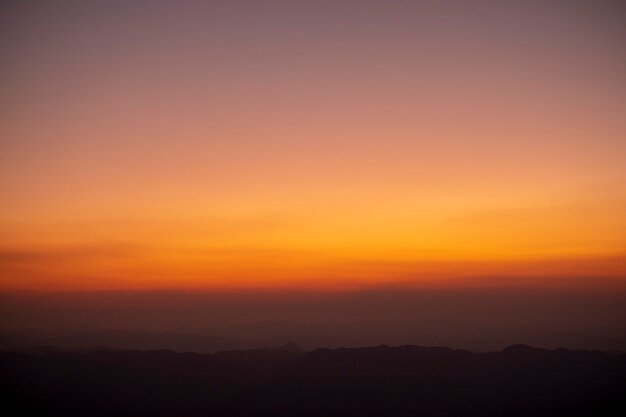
(1, 0, 625, 291)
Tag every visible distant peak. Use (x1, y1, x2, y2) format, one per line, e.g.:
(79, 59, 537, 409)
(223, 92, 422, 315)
(282, 341, 304, 352)
(503, 344, 536, 353)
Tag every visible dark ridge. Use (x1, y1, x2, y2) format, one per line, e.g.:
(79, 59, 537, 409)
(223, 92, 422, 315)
(2, 344, 624, 417)
(503, 343, 536, 353)
(277, 340, 304, 352)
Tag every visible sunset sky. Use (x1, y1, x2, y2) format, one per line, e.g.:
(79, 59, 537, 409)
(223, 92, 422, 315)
(1, 0, 625, 292)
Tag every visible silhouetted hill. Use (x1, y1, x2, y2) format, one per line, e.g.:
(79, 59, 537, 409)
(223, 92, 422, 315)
(268, 340, 304, 352)
(2, 345, 624, 416)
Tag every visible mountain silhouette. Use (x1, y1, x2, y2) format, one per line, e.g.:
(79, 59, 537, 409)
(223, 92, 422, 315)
(2, 344, 624, 416)
(269, 340, 304, 352)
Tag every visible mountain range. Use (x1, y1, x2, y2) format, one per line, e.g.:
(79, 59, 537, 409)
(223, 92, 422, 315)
(3, 343, 624, 416)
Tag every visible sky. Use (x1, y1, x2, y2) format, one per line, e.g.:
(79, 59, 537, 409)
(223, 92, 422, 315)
(1, 0, 625, 293)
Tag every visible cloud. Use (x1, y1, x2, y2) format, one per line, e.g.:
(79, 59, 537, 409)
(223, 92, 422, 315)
(0, 243, 139, 266)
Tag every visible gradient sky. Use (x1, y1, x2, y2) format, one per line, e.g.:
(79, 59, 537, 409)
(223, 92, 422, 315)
(1, 0, 625, 291)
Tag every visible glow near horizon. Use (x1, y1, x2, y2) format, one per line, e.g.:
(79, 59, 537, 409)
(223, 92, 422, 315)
(1, 0, 625, 290)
